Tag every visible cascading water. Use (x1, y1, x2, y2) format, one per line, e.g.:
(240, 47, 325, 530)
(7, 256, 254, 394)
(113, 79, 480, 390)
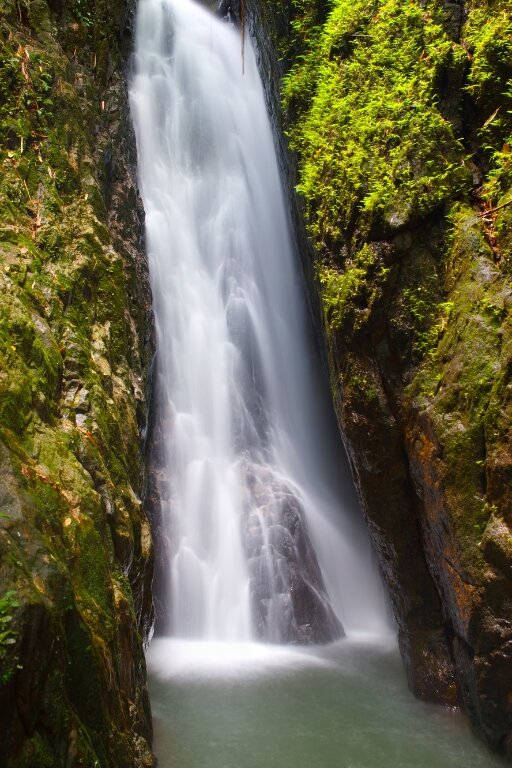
(127, 9, 506, 767)
(130, 0, 388, 647)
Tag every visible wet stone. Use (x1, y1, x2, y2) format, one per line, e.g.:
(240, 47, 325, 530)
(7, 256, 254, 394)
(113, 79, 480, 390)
(241, 461, 344, 644)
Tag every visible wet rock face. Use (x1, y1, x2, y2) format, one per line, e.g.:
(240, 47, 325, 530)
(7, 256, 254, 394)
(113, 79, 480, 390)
(217, 0, 241, 24)
(147, 402, 343, 644)
(0, 0, 155, 765)
(246, 0, 512, 757)
(144, 390, 173, 636)
(242, 463, 343, 644)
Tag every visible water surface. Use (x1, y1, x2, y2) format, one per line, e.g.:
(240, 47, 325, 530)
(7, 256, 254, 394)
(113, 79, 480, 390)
(148, 638, 503, 768)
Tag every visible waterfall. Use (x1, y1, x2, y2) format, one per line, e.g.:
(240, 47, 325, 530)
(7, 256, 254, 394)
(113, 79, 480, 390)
(129, 0, 388, 646)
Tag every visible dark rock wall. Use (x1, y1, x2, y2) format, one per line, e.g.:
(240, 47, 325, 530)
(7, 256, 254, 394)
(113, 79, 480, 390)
(246, 0, 512, 757)
(0, 0, 155, 765)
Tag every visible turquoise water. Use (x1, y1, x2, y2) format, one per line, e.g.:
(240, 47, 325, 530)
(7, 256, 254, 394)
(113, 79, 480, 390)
(148, 638, 503, 768)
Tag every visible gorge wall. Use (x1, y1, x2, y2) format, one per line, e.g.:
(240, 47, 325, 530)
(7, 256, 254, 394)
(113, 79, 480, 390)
(246, 0, 512, 757)
(0, 0, 155, 765)
(1, 0, 512, 764)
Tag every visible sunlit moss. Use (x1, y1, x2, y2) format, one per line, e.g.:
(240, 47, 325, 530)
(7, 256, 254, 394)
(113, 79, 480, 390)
(282, 0, 468, 248)
(317, 243, 390, 333)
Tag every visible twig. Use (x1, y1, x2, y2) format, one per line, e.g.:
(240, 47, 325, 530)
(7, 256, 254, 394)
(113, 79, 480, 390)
(478, 199, 512, 217)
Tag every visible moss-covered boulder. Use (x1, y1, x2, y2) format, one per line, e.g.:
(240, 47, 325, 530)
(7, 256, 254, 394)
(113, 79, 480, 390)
(0, 0, 154, 765)
(247, 0, 512, 756)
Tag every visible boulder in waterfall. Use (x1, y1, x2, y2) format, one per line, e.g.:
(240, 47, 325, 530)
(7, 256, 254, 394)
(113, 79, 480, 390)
(241, 462, 344, 644)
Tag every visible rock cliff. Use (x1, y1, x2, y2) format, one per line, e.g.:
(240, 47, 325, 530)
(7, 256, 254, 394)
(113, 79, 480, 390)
(246, 0, 512, 757)
(0, 0, 155, 765)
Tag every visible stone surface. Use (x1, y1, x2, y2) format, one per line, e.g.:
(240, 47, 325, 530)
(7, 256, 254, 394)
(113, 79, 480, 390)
(241, 461, 343, 644)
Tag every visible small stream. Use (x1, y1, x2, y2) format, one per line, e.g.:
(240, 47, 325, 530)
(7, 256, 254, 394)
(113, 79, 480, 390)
(148, 638, 502, 768)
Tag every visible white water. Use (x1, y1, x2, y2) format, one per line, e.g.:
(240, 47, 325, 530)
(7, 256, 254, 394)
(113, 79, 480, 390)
(130, 0, 388, 645)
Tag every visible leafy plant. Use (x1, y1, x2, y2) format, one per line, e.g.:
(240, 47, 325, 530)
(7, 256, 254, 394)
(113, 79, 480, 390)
(463, 3, 512, 207)
(317, 243, 390, 332)
(71, 0, 94, 27)
(0, 590, 19, 684)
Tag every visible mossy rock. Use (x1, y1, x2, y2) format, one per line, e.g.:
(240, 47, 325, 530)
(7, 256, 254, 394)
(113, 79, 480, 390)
(0, 0, 154, 765)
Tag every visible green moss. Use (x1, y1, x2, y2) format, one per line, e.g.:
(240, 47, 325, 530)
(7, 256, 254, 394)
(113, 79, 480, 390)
(344, 358, 381, 405)
(395, 283, 454, 360)
(406, 207, 507, 564)
(0, 1, 153, 764)
(463, 1, 512, 212)
(317, 242, 390, 332)
(464, 3, 512, 106)
(74, 524, 113, 618)
(283, 0, 467, 247)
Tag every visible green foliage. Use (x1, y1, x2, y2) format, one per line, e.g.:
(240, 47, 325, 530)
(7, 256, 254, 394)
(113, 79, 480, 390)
(71, 0, 94, 27)
(317, 243, 390, 332)
(345, 359, 381, 404)
(283, 0, 468, 247)
(400, 287, 454, 357)
(463, 2, 512, 207)
(464, 3, 512, 103)
(0, 590, 19, 683)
